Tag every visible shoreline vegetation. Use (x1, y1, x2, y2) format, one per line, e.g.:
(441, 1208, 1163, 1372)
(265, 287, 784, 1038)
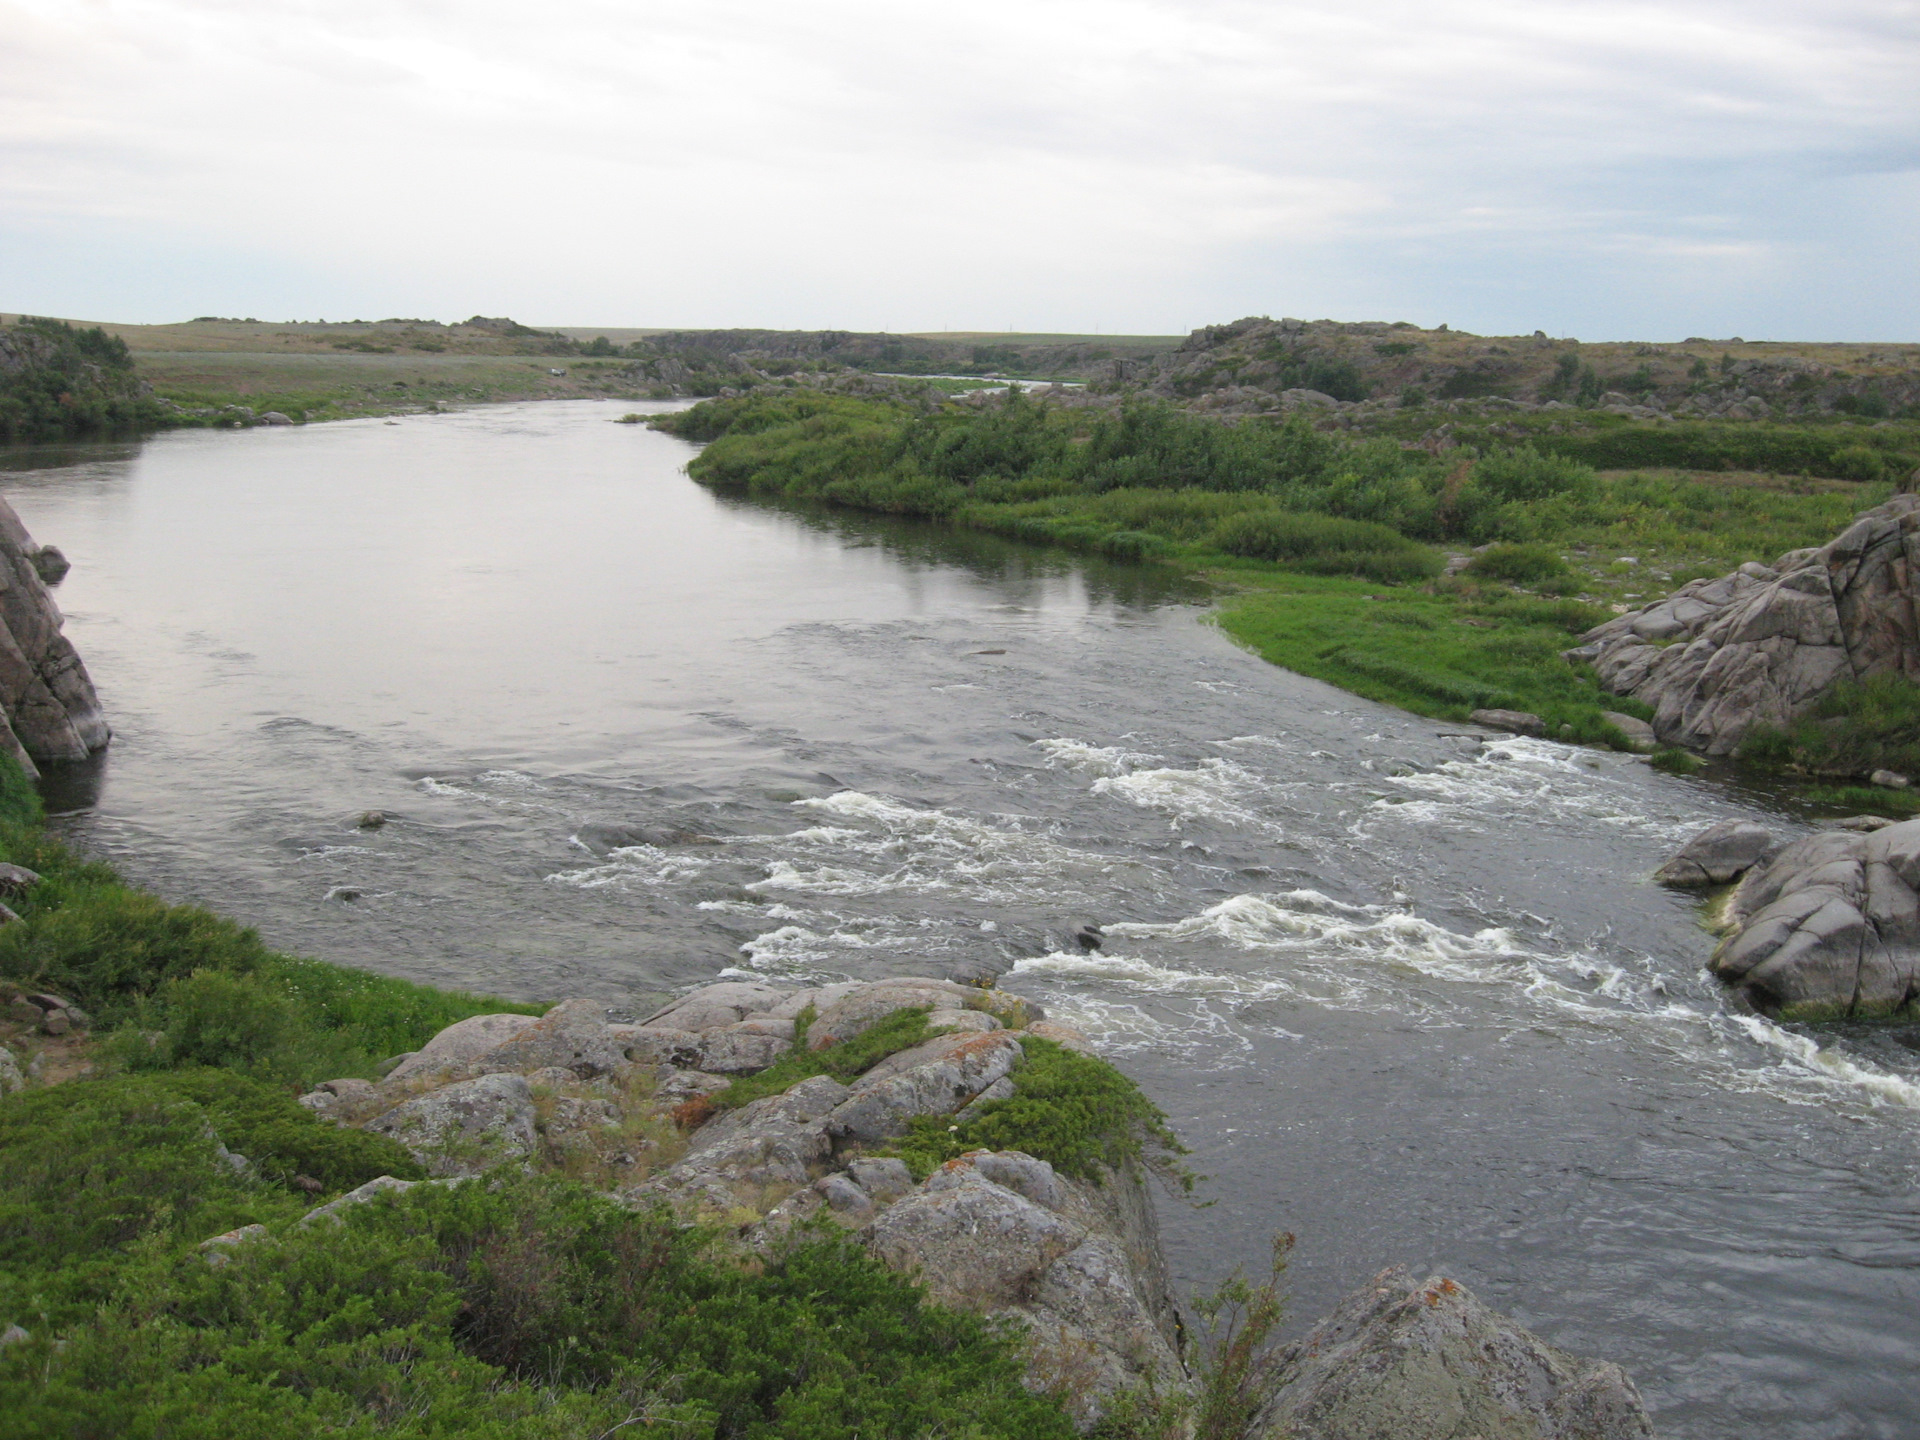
(651, 386, 1920, 818)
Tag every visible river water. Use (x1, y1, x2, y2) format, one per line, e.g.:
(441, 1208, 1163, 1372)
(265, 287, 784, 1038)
(5, 399, 1918, 1438)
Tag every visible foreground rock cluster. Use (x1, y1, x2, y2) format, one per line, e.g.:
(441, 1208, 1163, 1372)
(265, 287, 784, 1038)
(271, 973, 1656, 1436)
(1570, 495, 1920, 756)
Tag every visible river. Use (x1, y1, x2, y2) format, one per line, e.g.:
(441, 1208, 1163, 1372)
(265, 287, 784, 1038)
(5, 399, 1918, 1438)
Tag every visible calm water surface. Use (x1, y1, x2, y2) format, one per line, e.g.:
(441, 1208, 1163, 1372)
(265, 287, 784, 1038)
(6, 400, 1919, 1439)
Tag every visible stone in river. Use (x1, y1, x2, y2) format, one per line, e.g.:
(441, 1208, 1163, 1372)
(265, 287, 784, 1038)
(1653, 819, 1777, 887)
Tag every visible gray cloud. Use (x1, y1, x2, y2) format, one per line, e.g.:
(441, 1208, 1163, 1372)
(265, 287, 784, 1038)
(2, 0, 1915, 336)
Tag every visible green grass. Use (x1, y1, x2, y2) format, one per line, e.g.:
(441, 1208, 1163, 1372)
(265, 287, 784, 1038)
(1735, 675, 1920, 792)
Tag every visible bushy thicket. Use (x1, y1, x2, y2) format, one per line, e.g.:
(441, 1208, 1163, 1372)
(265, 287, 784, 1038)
(0, 317, 168, 442)
(0, 1148, 1075, 1439)
(1528, 418, 1918, 484)
(1736, 674, 1920, 783)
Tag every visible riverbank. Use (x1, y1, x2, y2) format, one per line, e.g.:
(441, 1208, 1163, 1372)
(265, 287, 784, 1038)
(654, 388, 1917, 816)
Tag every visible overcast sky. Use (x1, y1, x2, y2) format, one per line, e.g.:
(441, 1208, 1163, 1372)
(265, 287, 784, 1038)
(4, 0, 1917, 339)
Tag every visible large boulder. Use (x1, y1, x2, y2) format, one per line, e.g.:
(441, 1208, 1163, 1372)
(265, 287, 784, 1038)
(364, 1073, 537, 1176)
(385, 1012, 540, 1084)
(462, 998, 626, 1078)
(0, 496, 110, 776)
(1652, 819, 1777, 887)
(807, 978, 982, 1049)
(640, 981, 799, 1032)
(1257, 1266, 1655, 1440)
(1568, 496, 1920, 755)
(1710, 818, 1920, 1019)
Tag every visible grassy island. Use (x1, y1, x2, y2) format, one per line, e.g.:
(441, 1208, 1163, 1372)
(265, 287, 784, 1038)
(653, 388, 1920, 811)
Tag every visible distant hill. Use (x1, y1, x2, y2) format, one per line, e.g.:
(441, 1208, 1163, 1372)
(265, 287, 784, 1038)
(0, 318, 166, 442)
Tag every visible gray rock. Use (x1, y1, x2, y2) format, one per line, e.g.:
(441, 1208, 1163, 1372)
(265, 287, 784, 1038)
(826, 1031, 1023, 1143)
(692, 1029, 792, 1074)
(0, 498, 111, 778)
(296, 1076, 378, 1119)
(258, 411, 295, 426)
(953, 1074, 1016, 1121)
(640, 981, 798, 1032)
(39, 1009, 69, 1036)
(1711, 818, 1920, 1019)
(1653, 819, 1777, 887)
(1574, 495, 1920, 755)
(815, 1171, 874, 1216)
(866, 1166, 1088, 1311)
(1023, 1020, 1097, 1055)
(384, 1012, 540, 1083)
(807, 978, 980, 1049)
(0, 1323, 28, 1348)
(465, 998, 625, 1078)
(845, 1156, 913, 1199)
(1470, 708, 1546, 737)
(1257, 1265, 1654, 1440)
(298, 1174, 421, 1227)
(960, 1149, 1064, 1210)
(199, 1223, 269, 1267)
(1826, 815, 1898, 832)
(607, 1024, 703, 1068)
(0, 1046, 23, 1094)
(1600, 711, 1657, 752)
(1871, 769, 1910, 790)
(653, 1066, 732, 1103)
(365, 1073, 537, 1176)
(0, 863, 42, 893)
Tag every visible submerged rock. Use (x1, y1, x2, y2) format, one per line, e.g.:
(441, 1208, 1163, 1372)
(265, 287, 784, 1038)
(1711, 817, 1920, 1019)
(1257, 1265, 1655, 1440)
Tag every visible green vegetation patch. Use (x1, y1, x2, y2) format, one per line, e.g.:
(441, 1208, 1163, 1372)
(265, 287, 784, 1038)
(0, 318, 167, 441)
(712, 1003, 942, 1110)
(1735, 674, 1920, 787)
(887, 1037, 1190, 1189)
(0, 1167, 1076, 1439)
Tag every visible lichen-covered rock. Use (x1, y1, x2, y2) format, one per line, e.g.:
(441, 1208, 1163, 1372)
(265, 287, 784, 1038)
(691, 1029, 792, 1074)
(385, 1012, 540, 1083)
(296, 1076, 379, 1120)
(0, 1046, 21, 1095)
(806, 978, 982, 1049)
(607, 1024, 703, 1068)
(640, 982, 798, 1032)
(1257, 1266, 1655, 1440)
(1570, 495, 1920, 755)
(867, 1164, 1088, 1310)
(629, 1074, 848, 1217)
(465, 998, 625, 1078)
(365, 1073, 537, 1176)
(825, 1031, 1023, 1143)
(1711, 818, 1920, 1019)
(1652, 819, 1777, 887)
(0, 496, 110, 777)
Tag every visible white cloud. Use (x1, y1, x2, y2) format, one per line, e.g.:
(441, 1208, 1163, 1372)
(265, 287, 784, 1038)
(1, 0, 1915, 336)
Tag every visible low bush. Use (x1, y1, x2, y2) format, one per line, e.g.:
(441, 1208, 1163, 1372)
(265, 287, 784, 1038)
(888, 1037, 1190, 1189)
(1467, 543, 1570, 584)
(1211, 511, 1439, 582)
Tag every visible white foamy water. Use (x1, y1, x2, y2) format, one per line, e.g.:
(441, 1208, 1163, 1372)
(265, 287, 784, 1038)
(1091, 757, 1282, 833)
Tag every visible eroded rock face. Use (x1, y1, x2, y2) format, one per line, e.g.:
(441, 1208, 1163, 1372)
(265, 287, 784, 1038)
(1257, 1266, 1655, 1440)
(1569, 496, 1920, 755)
(1711, 817, 1920, 1019)
(0, 496, 109, 777)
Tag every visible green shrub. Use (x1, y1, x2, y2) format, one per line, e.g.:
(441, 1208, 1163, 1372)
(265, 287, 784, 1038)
(1467, 543, 1570, 584)
(888, 1037, 1189, 1188)
(1831, 443, 1887, 483)
(1211, 511, 1438, 582)
(1650, 748, 1705, 775)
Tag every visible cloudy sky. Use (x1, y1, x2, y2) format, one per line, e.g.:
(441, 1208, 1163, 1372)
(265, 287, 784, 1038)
(4, 0, 1917, 339)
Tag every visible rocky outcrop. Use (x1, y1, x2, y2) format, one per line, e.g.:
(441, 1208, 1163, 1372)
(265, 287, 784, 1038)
(1568, 496, 1920, 755)
(364, 1072, 538, 1176)
(0, 496, 109, 777)
(1710, 817, 1920, 1020)
(1257, 1266, 1656, 1440)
